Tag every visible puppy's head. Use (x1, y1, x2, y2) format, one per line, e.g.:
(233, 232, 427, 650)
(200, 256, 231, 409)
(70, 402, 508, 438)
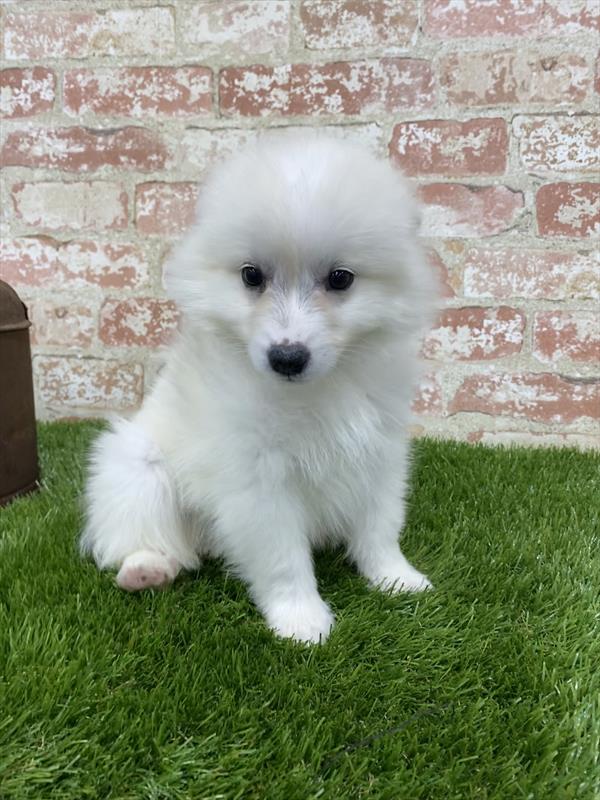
(166, 136, 435, 383)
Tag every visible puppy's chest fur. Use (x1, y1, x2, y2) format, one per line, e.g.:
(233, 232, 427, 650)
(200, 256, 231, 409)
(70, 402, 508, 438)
(175, 384, 394, 522)
(259, 403, 382, 487)
(280, 405, 394, 539)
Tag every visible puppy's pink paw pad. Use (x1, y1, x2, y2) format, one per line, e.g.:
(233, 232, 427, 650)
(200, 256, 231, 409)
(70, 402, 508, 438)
(116, 551, 179, 592)
(117, 565, 171, 591)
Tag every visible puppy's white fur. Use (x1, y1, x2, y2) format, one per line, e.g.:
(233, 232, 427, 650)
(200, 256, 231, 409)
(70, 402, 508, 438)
(82, 137, 437, 643)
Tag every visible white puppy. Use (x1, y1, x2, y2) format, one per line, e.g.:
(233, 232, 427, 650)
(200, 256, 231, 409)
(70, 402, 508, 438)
(81, 137, 437, 643)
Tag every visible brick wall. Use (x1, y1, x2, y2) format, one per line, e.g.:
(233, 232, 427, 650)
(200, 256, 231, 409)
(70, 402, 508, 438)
(1, 0, 598, 448)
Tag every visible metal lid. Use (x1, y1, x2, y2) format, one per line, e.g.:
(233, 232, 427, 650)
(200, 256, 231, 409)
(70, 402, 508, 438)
(0, 280, 31, 332)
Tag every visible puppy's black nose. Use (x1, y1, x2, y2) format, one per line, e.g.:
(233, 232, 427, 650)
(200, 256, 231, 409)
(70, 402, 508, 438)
(268, 343, 310, 377)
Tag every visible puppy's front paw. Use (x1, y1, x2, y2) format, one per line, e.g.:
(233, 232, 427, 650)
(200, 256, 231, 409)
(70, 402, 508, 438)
(265, 594, 335, 644)
(116, 550, 180, 592)
(369, 565, 433, 594)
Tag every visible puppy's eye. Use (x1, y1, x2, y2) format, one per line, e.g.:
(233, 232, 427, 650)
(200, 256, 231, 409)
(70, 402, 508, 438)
(327, 268, 354, 291)
(241, 264, 265, 289)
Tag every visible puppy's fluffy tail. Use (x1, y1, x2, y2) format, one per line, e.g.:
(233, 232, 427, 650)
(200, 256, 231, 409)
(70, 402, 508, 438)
(81, 418, 198, 570)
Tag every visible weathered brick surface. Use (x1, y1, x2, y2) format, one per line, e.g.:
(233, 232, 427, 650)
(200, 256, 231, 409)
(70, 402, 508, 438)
(0, 238, 149, 290)
(411, 372, 443, 416)
(220, 59, 435, 116)
(422, 307, 525, 361)
(463, 248, 599, 300)
(11, 182, 128, 231)
(35, 356, 143, 411)
(419, 184, 524, 237)
(183, 1, 290, 56)
(135, 182, 199, 235)
(0, 67, 55, 118)
(178, 123, 383, 176)
(544, 0, 600, 33)
(424, 0, 545, 38)
(390, 118, 508, 176)
(100, 298, 179, 347)
(449, 373, 600, 423)
(533, 311, 600, 363)
(514, 116, 599, 173)
(2, 127, 170, 172)
(441, 51, 589, 106)
(29, 301, 96, 348)
(428, 0, 598, 39)
(1, 0, 596, 447)
(427, 249, 455, 298)
(3, 8, 175, 60)
(300, 1, 418, 49)
(64, 67, 212, 119)
(536, 182, 600, 238)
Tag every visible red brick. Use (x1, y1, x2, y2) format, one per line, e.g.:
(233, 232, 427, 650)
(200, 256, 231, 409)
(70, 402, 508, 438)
(100, 298, 179, 347)
(178, 123, 383, 177)
(449, 372, 599, 423)
(533, 311, 600, 363)
(219, 59, 434, 116)
(2, 127, 170, 172)
(423, 306, 525, 361)
(0, 238, 150, 290)
(300, 1, 418, 49)
(0, 68, 55, 118)
(463, 248, 599, 300)
(412, 372, 443, 416)
(177, 127, 257, 175)
(543, 0, 599, 33)
(441, 51, 589, 106)
(135, 182, 199, 235)
(29, 301, 96, 348)
(390, 118, 507, 176)
(35, 356, 143, 411)
(64, 67, 212, 119)
(536, 183, 599, 238)
(424, 0, 544, 38)
(3, 7, 175, 60)
(515, 116, 599, 173)
(419, 184, 524, 237)
(183, 1, 290, 56)
(427, 249, 455, 298)
(12, 182, 128, 232)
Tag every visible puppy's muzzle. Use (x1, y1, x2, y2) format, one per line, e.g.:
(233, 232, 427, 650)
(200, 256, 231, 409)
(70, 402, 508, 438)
(268, 343, 310, 378)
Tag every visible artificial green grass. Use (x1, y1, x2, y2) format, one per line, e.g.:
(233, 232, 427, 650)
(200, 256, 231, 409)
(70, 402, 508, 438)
(0, 421, 598, 799)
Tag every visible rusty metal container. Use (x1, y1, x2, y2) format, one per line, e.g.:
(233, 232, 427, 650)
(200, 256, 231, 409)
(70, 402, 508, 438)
(0, 280, 39, 505)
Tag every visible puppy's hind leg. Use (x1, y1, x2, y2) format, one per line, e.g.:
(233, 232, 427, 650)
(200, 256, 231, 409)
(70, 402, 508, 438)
(81, 419, 198, 591)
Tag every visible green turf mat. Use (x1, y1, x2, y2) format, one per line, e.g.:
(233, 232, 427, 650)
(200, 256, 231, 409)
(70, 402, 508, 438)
(1, 421, 598, 799)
